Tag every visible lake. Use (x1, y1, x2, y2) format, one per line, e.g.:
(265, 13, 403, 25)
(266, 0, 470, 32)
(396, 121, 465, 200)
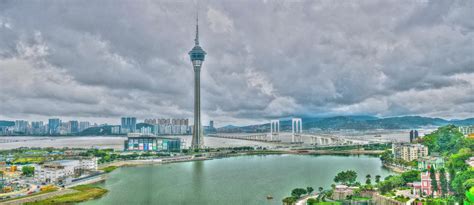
(82, 154, 393, 205)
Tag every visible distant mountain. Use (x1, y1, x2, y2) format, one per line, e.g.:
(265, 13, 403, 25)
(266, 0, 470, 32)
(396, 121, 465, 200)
(449, 118, 474, 126)
(219, 125, 240, 129)
(217, 115, 473, 133)
(78, 125, 120, 136)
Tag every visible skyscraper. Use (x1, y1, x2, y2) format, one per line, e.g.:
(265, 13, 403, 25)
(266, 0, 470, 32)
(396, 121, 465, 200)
(189, 12, 206, 149)
(69, 120, 79, 133)
(121, 117, 137, 134)
(48, 118, 61, 135)
(14, 120, 28, 134)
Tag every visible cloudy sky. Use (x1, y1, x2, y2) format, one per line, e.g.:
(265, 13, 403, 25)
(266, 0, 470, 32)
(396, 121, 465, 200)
(0, 0, 473, 126)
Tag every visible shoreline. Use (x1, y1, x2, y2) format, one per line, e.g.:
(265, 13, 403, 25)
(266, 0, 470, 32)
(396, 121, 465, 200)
(10, 149, 386, 204)
(381, 162, 410, 173)
(98, 149, 384, 168)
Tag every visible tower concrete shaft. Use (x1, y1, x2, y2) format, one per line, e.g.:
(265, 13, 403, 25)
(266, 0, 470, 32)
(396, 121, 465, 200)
(189, 10, 206, 150)
(192, 66, 203, 149)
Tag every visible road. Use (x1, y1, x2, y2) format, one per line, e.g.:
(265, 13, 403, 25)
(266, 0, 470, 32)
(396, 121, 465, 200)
(295, 193, 319, 205)
(0, 189, 77, 205)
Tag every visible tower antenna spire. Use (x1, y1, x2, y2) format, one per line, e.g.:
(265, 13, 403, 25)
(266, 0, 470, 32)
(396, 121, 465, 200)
(194, 1, 199, 46)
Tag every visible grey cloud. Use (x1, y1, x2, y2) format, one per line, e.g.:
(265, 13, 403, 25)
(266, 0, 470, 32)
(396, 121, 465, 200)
(0, 0, 473, 126)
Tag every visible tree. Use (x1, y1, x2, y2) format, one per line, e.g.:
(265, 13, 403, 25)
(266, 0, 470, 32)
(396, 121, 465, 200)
(334, 170, 358, 185)
(366, 174, 371, 185)
(375, 175, 381, 184)
(447, 148, 472, 172)
(380, 150, 393, 163)
(439, 168, 448, 197)
(421, 125, 466, 155)
(282, 196, 297, 205)
(291, 188, 307, 198)
(306, 187, 314, 195)
(378, 180, 393, 194)
(307, 198, 317, 205)
(451, 169, 474, 202)
(318, 187, 323, 193)
(21, 166, 35, 176)
(464, 179, 474, 191)
(429, 166, 438, 196)
(378, 175, 405, 194)
(401, 170, 420, 183)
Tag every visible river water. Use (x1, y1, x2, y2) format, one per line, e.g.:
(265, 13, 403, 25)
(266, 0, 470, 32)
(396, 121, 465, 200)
(82, 154, 393, 205)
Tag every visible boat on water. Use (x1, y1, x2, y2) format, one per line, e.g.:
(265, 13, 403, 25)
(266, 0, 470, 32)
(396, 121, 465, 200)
(266, 195, 273, 200)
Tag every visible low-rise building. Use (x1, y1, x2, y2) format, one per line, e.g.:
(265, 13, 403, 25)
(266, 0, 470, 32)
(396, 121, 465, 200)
(392, 143, 429, 162)
(332, 185, 354, 200)
(412, 171, 449, 196)
(34, 158, 97, 184)
(124, 135, 183, 152)
(418, 156, 445, 170)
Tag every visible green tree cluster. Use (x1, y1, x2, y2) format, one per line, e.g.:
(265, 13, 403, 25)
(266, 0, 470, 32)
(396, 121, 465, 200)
(439, 168, 448, 197)
(334, 170, 358, 185)
(21, 166, 35, 176)
(291, 188, 308, 198)
(451, 168, 474, 202)
(421, 125, 471, 155)
(400, 170, 420, 183)
(429, 166, 439, 196)
(377, 175, 405, 194)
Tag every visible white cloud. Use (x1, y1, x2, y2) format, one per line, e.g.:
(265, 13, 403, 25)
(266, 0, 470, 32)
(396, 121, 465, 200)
(207, 7, 234, 33)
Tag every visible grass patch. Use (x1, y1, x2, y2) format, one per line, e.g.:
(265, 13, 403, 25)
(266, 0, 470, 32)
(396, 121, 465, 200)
(312, 202, 342, 205)
(0, 187, 58, 203)
(24, 184, 107, 205)
(100, 166, 117, 173)
(394, 195, 410, 202)
(12, 157, 46, 164)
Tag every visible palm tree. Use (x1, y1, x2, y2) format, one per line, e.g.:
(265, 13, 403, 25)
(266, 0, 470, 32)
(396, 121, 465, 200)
(366, 174, 371, 185)
(375, 175, 381, 184)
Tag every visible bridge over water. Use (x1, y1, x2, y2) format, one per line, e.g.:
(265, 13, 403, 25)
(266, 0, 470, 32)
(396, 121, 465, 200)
(207, 132, 361, 146)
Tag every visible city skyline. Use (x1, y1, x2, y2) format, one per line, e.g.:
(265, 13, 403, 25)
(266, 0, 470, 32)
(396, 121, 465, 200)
(1, 1, 473, 126)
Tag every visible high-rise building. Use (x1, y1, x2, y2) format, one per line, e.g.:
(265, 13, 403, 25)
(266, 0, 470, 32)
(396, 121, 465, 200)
(121, 117, 137, 134)
(189, 11, 206, 149)
(110, 126, 121, 135)
(79, 121, 91, 132)
(31, 121, 45, 135)
(48, 118, 61, 135)
(31, 121, 43, 134)
(144, 118, 191, 135)
(14, 120, 29, 134)
(409, 130, 419, 143)
(69, 121, 79, 133)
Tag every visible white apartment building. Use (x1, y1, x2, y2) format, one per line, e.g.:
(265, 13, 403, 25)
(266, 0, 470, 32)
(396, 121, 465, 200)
(392, 143, 429, 162)
(35, 158, 97, 184)
(459, 126, 474, 136)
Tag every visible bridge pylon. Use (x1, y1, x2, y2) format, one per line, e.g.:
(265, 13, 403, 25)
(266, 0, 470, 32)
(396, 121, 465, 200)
(291, 118, 302, 143)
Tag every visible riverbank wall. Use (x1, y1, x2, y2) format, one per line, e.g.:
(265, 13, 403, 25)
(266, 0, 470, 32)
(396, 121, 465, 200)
(372, 193, 407, 205)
